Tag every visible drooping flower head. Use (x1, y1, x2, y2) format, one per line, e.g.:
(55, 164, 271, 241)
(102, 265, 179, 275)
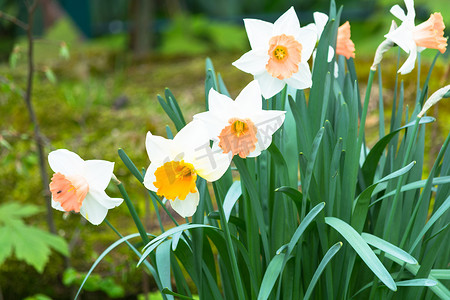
(143, 121, 231, 218)
(385, 0, 447, 74)
(48, 149, 123, 225)
(232, 7, 317, 99)
(336, 21, 356, 59)
(193, 81, 286, 158)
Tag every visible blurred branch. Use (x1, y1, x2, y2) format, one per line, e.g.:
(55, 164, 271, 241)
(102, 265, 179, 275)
(7, 0, 56, 234)
(0, 10, 28, 30)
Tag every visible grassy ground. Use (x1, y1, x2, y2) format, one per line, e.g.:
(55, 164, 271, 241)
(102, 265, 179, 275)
(0, 15, 448, 299)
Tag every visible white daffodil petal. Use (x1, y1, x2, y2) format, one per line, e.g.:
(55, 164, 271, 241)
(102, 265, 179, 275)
(390, 5, 406, 21)
(146, 132, 173, 163)
(404, 0, 415, 20)
(80, 196, 109, 225)
(48, 149, 84, 176)
(255, 72, 285, 99)
(170, 192, 200, 218)
(174, 121, 211, 157)
(232, 49, 269, 75)
(328, 46, 335, 62)
(273, 7, 301, 37)
(208, 88, 238, 115)
(143, 163, 159, 192)
(254, 110, 286, 143)
(87, 189, 123, 209)
(193, 111, 227, 140)
(313, 12, 329, 38)
(385, 24, 414, 53)
(297, 27, 317, 62)
(235, 80, 263, 111)
(83, 160, 114, 191)
(194, 143, 232, 182)
(51, 198, 65, 212)
(284, 63, 312, 90)
(398, 43, 417, 74)
(244, 18, 273, 49)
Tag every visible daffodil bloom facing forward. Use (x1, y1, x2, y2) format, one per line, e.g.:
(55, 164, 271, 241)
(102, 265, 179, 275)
(143, 121, 231, 218)
(385, 0, 447, 74)
(232, 7, 316, 99)
(48, 149, 123, 225)
(193, 80, 286, 159)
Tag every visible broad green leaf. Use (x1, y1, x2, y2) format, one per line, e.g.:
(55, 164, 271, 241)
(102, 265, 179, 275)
(257, 253, 285, 300)
(361, 233, 417, 264)
(304, 242, 342, 300)
(325, 217, 397, 291)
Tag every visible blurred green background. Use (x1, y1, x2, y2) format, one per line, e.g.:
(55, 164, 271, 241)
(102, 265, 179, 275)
(0, 0, 448, 299)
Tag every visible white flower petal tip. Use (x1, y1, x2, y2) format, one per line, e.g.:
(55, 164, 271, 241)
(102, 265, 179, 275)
(234, 7, 314, 95)
(169, 192, 200, 218)
(48, 149, 122, 225)
(371, 21, 398, 71)
(192, 80, 286, 159)
(418, 85, 450, 118)
(144, 121, 231, 217)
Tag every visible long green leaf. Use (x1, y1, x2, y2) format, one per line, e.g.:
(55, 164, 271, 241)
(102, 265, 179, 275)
(257, 253, 285, 300)
(304, 242, 343, 300)
(325, 217, 397, 291)
(361, 233, 417, 264)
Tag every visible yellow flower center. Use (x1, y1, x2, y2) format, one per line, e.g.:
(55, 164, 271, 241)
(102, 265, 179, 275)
(49, 172, 89, 213)
(153, 160, 197, 201)
(232, 120, 248, 137)
(266, 34, 302, 79)
(273, 46, 287, 60)
(219, 118, 258, 158)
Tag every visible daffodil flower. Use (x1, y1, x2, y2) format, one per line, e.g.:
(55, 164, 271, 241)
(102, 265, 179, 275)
(232, 7, 317, 99)
(307, 12, 355, 77)
(193, 80, 286, 159)
(48, 149, 123, 225)
(143, 121, 231, 218)
(385, 0, 447, 74)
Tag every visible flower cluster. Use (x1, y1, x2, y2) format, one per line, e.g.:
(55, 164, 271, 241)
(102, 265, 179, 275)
(48, 3, 447, 224)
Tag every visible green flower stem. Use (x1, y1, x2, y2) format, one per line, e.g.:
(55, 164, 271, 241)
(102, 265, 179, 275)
(114, 178, 150, 244)
(357, 69, 376, 157)
(382, 117, 421, 240)
(214, 183, 247, 300)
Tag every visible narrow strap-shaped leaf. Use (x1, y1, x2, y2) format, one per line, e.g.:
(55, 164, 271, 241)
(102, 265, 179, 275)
(409, 195, 450, 253)
(325, 217, 397, 291)
(165, 88, 186, 125)
(352, 161, 416, 232)
(275, 186, 303, 213)
(396, 279, 437, 287)
(304, 242, 343, 300)
(156, 240, 174, 300)
(222, 181, 241, 222)
(157, 94, 184, 131)
(361, 233, 417, 264)
(257, 253, 285, 300)
(301, 127, 325, 204)
(162, 288, 194, 300)
(75, 233, 160, 300)
(361, 116, 434, 185)
(118, 148, 144, 182)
